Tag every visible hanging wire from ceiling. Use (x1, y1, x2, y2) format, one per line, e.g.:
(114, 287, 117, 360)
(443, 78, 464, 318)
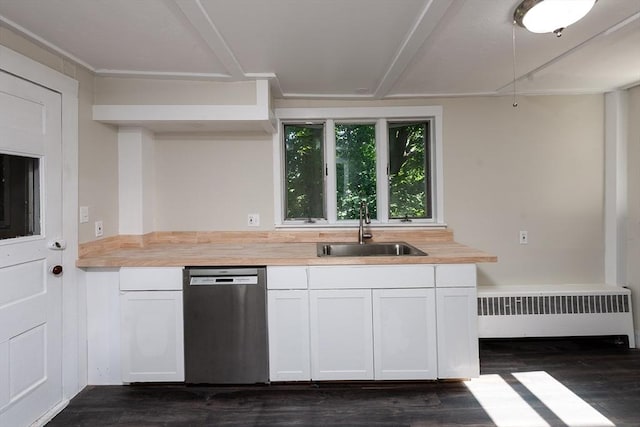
(512, 21, 518, 108)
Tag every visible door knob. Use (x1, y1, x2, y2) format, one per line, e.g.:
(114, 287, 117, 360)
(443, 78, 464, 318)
(50, 265, 63, 276)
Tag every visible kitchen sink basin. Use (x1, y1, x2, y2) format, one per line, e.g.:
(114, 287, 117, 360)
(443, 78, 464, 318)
(317, 242, 427, 257)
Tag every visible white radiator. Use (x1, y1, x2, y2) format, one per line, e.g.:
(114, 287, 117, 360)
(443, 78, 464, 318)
(477, 284, 635, 348)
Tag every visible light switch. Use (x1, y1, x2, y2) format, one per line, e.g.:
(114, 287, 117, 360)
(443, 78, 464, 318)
(80, 206, 89, 223)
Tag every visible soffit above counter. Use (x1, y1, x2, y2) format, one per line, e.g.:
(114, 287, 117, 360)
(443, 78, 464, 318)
(93, 79, 276, 134)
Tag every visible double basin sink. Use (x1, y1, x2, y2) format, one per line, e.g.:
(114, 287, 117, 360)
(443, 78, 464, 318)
(317, 242, 427, 257)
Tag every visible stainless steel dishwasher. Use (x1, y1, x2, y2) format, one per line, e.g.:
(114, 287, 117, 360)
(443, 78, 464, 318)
(183, 266, 268, 384)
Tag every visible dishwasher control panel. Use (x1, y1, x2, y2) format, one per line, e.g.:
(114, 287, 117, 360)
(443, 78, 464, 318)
(190, 276, 258, 285)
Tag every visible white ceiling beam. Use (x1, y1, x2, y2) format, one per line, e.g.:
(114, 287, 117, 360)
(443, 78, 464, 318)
(94, 69, 231, 79)
(172, 0, 245, 79)
(373, 0, 457, 99)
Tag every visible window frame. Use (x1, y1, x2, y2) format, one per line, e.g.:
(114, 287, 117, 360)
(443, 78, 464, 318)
(273, 106, 444, 227)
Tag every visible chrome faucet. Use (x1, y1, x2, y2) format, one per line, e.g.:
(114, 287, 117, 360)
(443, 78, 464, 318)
(358, 200, 372, 244)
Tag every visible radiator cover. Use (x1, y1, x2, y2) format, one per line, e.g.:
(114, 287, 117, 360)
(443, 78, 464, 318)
(477, 285, 635, 348)
(478, 294, 630, 316)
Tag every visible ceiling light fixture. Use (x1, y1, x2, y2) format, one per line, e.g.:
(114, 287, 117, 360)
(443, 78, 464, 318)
(514, 0, 596, 37)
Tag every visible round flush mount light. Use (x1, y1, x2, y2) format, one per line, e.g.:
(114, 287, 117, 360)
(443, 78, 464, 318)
(514, 0, 596, 36)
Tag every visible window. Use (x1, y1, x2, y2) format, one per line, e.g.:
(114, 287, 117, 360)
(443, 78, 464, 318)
(0, 153, 41, 240)
(283, 123, 324, 221)
(388, 121, 430, 220)
(335, 123, 377, 220)
(275, 106, 443, 226)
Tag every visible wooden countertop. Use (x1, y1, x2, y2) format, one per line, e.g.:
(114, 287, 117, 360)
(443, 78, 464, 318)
(76, 231, 497, 267)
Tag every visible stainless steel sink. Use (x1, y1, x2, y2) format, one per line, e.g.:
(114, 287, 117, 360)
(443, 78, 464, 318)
(317, 242, 427, 257)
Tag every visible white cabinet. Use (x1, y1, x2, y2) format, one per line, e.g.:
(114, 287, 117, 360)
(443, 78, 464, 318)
(266, 263, 478, 382)
(119, 267, 184, 383)
(435, 264, 479, 379)
(309, 289, 374, 380)
(267, 266, 310, 381)
(267, 290, 310, 381)
(308, 265, 436, 381)
(372, 288, 437, 380)
(120, 290, 184, 382)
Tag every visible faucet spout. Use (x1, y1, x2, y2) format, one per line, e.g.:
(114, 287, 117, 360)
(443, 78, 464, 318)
(358, 200, 372, 244)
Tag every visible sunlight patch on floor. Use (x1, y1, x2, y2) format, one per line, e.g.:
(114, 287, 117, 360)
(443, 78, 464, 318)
(465, 371, 615, 427)
(513, 371, 615, 427)
(465, 374, 550, 427)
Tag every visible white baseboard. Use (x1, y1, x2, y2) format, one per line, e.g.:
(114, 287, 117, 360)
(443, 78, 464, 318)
(31, 399, 69, 427)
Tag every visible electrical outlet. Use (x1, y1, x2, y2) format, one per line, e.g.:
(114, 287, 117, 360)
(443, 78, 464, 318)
(248, 214, 260, 227)
(95, 220, 104, 237)
(519, 230, 528, 245)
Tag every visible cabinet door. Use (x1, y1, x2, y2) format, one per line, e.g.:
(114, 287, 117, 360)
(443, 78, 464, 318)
(309, 289, 373, 380)
(372, 288, 437, 380)
(436, 287, 479, 379)
(267, 290, 310, 381)
(120, 291, 184, 382)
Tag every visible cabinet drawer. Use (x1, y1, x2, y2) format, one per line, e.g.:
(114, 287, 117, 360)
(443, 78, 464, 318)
(120, 267, 183, 291)
(267, 266, 308, 289)
(309, 265, 434, 289)
(435, 264, 476, 288)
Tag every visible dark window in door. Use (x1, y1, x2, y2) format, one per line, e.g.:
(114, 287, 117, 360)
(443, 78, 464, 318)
(0, 153, 40, 239)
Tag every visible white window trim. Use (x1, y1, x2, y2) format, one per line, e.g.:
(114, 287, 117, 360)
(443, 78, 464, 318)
(273, 106, 444, 228)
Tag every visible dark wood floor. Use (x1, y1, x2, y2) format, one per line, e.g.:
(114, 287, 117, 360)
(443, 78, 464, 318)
(48, 337, 640, 426)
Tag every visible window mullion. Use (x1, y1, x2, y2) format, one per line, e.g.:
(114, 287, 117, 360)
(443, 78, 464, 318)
(326, 119, 337, 223)
(273, 124, 284, 225)
(433, 114, 444, 223)
(376, 119, 389, 223)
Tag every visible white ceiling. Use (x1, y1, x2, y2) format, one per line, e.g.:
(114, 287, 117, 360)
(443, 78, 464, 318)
(1, 0, 639, 99)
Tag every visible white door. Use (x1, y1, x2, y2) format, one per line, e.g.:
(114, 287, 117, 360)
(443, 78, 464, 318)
(372, 288, 437, 380)
(0, 71, 63, 426)
(309, 289, 373, 380)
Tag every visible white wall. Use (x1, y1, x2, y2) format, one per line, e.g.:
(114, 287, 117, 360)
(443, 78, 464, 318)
(154, 133, 274, 230)
(626, 85, 640, 332)
(441, 95, 604, 286)
(77, 66, 119, 243)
